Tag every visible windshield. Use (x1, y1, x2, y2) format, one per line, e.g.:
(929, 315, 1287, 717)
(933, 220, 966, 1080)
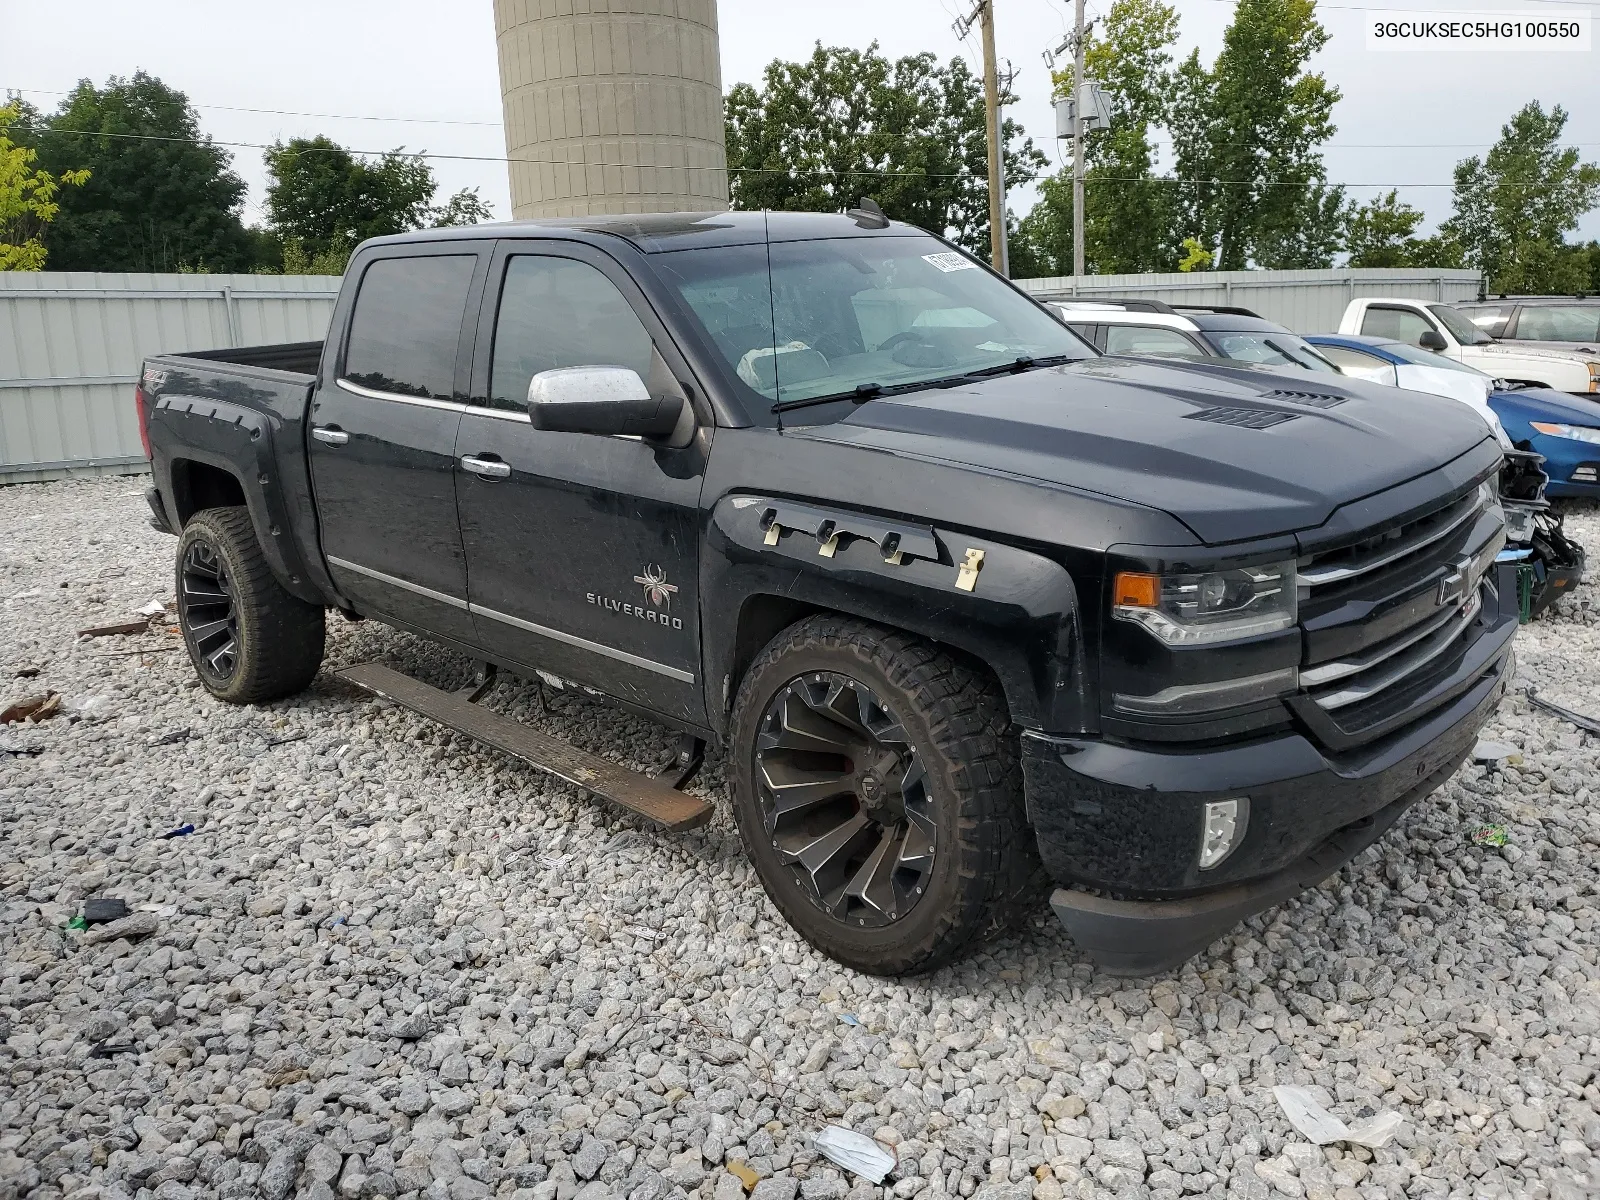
(1383, 340, 1493, 377)
(1429, 304, 1493, 345)
(652, 234, 1094, 420)
(1209, 331, 1340, 373)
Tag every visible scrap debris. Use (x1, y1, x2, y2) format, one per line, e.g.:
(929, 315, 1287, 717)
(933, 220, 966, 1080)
(82, 898, 131, 924)
(812, 1126, 897, 1183)
(1472, 824, 1510, 848)
(77, 618, 157, 639)
(12, 667, 40, 679)
(1524, 685, 1600, 736)
(1, 693, 59, 724)
(159, 823, 195, 840)
(1471, 738, 1521, 766)
(1274, 1085, 1404, 1148)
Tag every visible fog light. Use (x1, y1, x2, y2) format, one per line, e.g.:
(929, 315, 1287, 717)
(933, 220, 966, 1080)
(1199, 797, 1250, 870)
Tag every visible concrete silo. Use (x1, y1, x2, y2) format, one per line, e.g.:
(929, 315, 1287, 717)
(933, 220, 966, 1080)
(494, 0, 729, 218)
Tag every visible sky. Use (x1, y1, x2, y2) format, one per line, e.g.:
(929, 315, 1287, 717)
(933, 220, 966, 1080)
(3, 0, 1598, 243)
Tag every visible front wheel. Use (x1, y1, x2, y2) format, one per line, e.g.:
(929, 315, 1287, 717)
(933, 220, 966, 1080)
(728, 615, 1044, 975)
(175, 506, 325, 704)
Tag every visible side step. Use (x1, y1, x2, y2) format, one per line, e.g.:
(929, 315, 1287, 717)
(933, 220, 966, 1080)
(335, 661, 714, 832)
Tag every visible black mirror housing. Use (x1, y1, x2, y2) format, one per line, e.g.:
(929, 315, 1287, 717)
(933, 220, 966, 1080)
(1417, 328, 1449, 352)
(526, 367, 686, 440)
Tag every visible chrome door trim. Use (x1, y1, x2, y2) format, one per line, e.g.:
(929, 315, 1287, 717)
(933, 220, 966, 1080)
(469, 603, 695, 683)
(326, 555, 469, 610)
(336, 378, 468, 413)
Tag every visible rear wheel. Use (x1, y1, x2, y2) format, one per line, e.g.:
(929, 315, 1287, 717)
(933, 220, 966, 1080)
(175, 506, 324, 704)
(728, 615, 1045, 975)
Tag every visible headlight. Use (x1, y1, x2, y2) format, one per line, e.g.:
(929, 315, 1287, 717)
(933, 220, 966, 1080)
(1530, 421, 1600, 446)
(1112, 561, 1296, 646)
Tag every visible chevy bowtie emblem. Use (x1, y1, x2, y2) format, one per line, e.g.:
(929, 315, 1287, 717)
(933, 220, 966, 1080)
(634, 564, 678, 608)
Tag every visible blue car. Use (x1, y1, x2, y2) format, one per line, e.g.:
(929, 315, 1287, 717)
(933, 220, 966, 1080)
(1307, 333, 1600, 498)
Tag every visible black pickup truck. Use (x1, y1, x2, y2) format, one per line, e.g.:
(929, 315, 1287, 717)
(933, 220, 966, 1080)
(138, 211, 1517, 975)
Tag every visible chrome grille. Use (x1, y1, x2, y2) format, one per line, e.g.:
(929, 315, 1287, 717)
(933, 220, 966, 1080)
(1298, 482, 1503, 724)
(1297, 488, 1481, 589)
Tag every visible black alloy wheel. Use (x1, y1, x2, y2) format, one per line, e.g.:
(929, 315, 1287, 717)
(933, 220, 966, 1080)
(753, 671, 936, 927)
(179, 537, 239, 683)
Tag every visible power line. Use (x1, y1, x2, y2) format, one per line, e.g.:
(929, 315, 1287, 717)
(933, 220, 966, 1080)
(7, 86, 502, 128)
(29, 123, 1478, 187)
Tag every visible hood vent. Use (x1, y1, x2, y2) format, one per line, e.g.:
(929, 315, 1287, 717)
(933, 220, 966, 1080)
(1260, 388, 1349, 409)
(1184, 406, 1300, 430)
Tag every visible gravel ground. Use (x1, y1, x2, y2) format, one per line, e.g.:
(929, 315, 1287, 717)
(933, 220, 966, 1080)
(5, 477, 1600, 1200)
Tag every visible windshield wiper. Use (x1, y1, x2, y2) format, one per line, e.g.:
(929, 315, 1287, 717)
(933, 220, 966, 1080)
(961, 353, 1077, 379)
(769, 354, 1081, 416)
(770, 381, 886, 415)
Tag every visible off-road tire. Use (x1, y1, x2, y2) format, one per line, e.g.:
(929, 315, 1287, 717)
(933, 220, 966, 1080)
(175, 506, 325, 704)
(728, 614, 1046, 975)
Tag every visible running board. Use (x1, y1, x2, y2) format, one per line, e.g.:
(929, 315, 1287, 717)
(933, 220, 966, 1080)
(335, 661, 714, 832)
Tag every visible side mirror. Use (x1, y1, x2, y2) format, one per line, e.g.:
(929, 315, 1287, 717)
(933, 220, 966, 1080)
(1417, 328, 1449, 353)
(526, 366, 686, 440)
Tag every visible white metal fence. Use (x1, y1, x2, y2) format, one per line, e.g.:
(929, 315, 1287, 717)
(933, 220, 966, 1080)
(1015, 267, 1484, 333)
(1, 273, 340, 484)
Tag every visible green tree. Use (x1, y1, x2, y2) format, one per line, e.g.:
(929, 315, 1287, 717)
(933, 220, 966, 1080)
(264, 136, 437, 273)
(1341, 190, 1463, 268)
(1172, 0, 1343, 269)
(1080, 0, 1182, 273)
(1441, 102, 1600, 294)
(26, 72, 257, 271)
(1, 100, 89, 270)
(433, 187, 494, 227)
(724, 43, 1044, 261)
(1344, 190, 1423, 267)
(1014, 0, 1182, 276)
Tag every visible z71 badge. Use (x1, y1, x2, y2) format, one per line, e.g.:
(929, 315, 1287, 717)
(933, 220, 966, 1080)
(587, 564, 684, 629)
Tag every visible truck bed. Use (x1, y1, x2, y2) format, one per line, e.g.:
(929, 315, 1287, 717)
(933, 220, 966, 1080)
(143, 342, 330, 605)
(177, 340, 324, 377)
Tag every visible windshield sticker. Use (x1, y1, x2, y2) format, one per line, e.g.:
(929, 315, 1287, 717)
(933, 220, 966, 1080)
(922, 252, 978, 273)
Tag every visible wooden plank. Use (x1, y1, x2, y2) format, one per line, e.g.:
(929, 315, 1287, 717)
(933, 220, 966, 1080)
(335, 662, 713, 833)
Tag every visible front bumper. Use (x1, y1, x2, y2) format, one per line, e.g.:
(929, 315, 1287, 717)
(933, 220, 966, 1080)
(1025, 597, 1517, 975)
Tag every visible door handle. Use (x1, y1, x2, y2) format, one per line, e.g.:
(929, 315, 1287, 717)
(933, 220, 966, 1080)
(312, 426, 349, 446)
(461, 455, 510, 480)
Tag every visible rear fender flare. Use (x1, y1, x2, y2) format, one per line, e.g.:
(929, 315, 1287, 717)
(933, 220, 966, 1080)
(148, 394, 331, 607)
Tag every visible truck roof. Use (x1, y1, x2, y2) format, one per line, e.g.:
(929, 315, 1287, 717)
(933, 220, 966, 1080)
(360, 210, 920, 255)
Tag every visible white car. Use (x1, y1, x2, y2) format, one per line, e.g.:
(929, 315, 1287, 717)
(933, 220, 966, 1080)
(1339, 297, 1600, 397)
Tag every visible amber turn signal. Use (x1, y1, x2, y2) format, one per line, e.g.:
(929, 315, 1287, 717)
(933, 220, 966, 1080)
(1113, 571, 1161, 608)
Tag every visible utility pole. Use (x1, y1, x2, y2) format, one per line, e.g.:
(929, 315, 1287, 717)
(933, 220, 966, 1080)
(1071, 0, 1086, 279)
(957, 0, 1008, 276)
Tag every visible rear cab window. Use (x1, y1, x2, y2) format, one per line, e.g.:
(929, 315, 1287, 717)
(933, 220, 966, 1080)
(343, 255, 477, 399)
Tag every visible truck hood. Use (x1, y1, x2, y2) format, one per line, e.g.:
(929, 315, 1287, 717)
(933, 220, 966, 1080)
(794, 357, 1496, 544)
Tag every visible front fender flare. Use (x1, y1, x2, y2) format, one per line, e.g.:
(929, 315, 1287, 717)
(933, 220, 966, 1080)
(702, 495, 1096, 735)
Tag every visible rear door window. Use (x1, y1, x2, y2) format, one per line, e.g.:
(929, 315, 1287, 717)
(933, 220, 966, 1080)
(1513, 306, 1600, 343)
(1103, 325, 1209, 359)
(1361, 306, 1434, 346)
(343, 255, 476, 399)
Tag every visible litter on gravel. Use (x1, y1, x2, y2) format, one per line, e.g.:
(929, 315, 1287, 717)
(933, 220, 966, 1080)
(812, 1125, 898, 1182)
(1273, 1085, 1405, 1148)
